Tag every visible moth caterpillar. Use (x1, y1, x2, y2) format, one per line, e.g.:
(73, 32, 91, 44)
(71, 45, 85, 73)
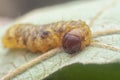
(3, 20, 91, 54)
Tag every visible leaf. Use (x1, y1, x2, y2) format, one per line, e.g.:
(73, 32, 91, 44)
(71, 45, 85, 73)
(44, 63, 120, 80)
(0, 0, 120, 80)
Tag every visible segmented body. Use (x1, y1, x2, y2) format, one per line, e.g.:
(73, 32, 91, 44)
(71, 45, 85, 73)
(3, 20, 91, 53)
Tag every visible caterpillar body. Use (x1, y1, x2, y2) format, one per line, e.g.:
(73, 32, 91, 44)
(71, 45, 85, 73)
(3, 20, 91, 54)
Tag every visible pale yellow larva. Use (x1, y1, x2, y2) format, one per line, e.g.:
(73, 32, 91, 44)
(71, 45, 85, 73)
(2, 20, 91, 53)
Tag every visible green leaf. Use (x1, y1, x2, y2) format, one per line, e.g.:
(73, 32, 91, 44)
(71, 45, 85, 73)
(0, 0, 120, 80)
(44, 63, 120, 80)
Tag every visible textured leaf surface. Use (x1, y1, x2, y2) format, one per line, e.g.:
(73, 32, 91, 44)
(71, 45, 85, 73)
(0, 0, 120, 80)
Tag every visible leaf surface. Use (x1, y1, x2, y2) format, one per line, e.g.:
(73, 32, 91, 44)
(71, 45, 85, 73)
(0, 0, 120, 80)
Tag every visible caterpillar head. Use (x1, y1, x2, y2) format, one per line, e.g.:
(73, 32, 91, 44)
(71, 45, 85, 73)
(62, 26, 91, 54)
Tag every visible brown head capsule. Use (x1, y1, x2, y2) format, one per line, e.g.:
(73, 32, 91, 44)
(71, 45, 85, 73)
(62, 32, 82, 54)
(62, 26, 91, 54)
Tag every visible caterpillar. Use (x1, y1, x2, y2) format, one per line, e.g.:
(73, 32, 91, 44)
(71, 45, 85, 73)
(2, 20, 91, 54)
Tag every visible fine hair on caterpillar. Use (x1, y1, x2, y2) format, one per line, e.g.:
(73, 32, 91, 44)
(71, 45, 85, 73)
(1, 0, 120, 80)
